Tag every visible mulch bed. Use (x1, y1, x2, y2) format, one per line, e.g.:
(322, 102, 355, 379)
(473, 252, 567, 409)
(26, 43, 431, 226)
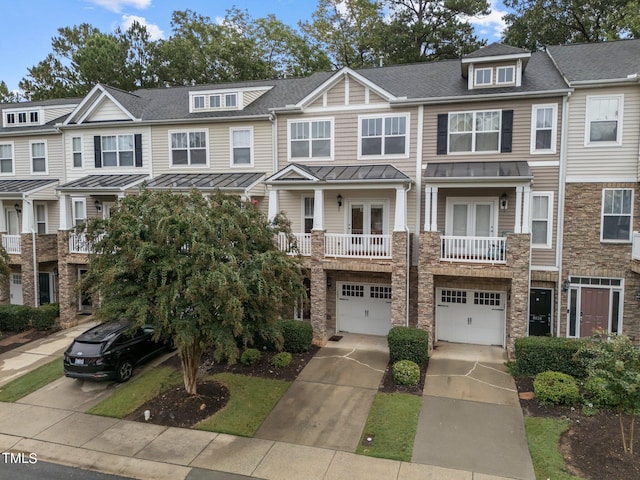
(516, 377, 640, 479)
(378, 359, 428, 395)
(0, 329, 55, 355)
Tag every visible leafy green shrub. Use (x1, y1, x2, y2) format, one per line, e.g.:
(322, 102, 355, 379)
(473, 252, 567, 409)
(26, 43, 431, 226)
(31, 304, 59, 331)
(534, 371, 579, 405)
(514, 336, 586, 378)
(392, 360, 420, 386)
(0, 305, 30, 332)
(271, 352, 292, 368)
(387, 327, 428, 366)
(278, 319, 313, 353)
(240, 348, 261, 366)
(583, 376, 617, 409)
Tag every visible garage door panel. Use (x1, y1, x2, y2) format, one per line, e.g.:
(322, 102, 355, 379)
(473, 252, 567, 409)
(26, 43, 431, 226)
(337, 283, 392, 336)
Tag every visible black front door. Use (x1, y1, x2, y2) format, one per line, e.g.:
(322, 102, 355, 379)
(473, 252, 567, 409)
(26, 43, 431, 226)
(39, 272, 51, 305)
(529, 289, 552, 336)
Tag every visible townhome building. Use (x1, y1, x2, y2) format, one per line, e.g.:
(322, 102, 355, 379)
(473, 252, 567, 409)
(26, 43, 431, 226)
(547, 40, 640, 342)
(0, 98, 79, 307)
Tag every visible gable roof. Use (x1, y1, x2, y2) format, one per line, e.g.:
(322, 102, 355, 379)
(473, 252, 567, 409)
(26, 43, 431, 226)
(547, 39, 640, 84)
(463, 43, 531, 60)
(266, 163, 411, 185)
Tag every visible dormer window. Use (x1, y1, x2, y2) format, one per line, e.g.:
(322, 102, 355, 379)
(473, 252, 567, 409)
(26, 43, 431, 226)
(225, 93, 237, 108)
(475, 68, 492, 86)
(18, 113, 27, 123)
(3, 109, 43, 127)
(30, 112, 39, 123)
(193, 96, 205, 109)
(497, 66, 515, 85)
(6, 113, 15, 124)
(209, 95, 221, 108)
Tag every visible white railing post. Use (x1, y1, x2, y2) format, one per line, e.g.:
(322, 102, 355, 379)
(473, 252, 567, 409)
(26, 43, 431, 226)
(440, 235, 507, 264)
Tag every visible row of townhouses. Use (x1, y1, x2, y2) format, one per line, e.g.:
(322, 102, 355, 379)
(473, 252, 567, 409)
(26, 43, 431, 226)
(1, 40, 639, 355)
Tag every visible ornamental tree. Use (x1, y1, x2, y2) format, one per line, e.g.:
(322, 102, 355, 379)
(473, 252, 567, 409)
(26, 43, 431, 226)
(80, 189, 306, 395)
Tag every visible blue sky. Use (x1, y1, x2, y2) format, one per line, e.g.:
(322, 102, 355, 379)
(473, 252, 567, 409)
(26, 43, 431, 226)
(0, 0, 509, 92)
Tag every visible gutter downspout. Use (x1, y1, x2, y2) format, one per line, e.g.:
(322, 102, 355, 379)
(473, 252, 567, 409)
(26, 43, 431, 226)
(411, 104, 424, 327)
(269, 113, 277, 176)
(556, 93, 571, 338)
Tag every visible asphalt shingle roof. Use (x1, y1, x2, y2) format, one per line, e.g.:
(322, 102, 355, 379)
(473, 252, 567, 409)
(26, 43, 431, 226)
(463, 43, 531, 59)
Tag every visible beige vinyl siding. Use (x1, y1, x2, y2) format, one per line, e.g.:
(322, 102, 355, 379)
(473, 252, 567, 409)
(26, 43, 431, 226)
(242, 89, 268, 107)
(150, 121, 273, 176)
(44, 106, 76, 123)
(423, 96, 564, 162)
(8, 136, 64, 178)
(565, 86, 640, 180)
(530, 165, 560, 267)
(86, 100, 131, 122)
(326, 79, 346, 106)
(349, 81, 366, 104)
(308, 95, 324, 109)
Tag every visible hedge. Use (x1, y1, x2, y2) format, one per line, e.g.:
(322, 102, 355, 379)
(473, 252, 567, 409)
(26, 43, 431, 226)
(387, 327, 429, 366)
(513, 336, 586, 378)
(278, 319, 313, 353)
(0, 303, 59, 332)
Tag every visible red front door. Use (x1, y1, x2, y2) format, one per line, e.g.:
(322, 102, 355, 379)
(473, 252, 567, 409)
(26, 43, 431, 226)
(580, 288, 609, 337)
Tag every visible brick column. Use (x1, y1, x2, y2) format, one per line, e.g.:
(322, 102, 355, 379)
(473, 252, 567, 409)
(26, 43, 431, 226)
(391, 231, 408, 327)
(506, 233, 531, 357)
(310, 229, 327, 344)
(418, 231, 440, 354)
(57, 231, 78, 328)
(20, 234, 36, 307)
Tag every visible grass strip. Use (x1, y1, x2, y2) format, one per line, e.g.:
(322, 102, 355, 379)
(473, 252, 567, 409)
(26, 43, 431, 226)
(356, 393, 422, 462)
(0, 358, 64, 402)
(525, 417, 584, 480)
(196, 372, 290, 437)
(87, 366, 182, 418)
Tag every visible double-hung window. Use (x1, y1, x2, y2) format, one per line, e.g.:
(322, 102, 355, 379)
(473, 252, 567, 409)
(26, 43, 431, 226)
(231, 128, 252, 166)
(449, 111, 500, 153)
(586, 95, 622, 145)
(31, 141, 47, 173)
(496, 66, 514, 85)
(601, 188, 633, 242)
(0, 143, 13, 174)
(72, 198, 87, 227)
(170, 131, 207, 166)
(531, 193, 553, 248)
(531, 105, 557, 153)
(289, 119, 332, 160)
(72, 136, 83, 168)
(360, 114, 408, 157)
(475, 68, 492, 86)
(101, 135, 134, 167)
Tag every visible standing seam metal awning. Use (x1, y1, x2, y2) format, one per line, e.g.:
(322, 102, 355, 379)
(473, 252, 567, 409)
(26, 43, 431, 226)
(265, 163, 411, 184)
(57, 174, 149, 192)
(423, 161, 532, 183)
(146, 172, 266, 191)
(0, 179, 59, 196)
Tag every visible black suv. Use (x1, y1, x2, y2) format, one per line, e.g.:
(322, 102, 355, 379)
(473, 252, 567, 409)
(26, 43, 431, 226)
(63, 320, 170, 382)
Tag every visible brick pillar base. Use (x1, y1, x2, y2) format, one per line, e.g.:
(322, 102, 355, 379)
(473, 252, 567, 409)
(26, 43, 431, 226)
(310, 230, 327, 345)
(20, 234, 36, 307)
(418, 231, 440, 355)
(391, 231, 408, 327)
(57, 231, 78, 328)
(506, 233, 531, 358)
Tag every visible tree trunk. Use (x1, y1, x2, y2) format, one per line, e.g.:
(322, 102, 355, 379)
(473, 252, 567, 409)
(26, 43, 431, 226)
(619, 405, 629, 453)
(630, 409, 635, 455)
(179, 343, 204, 395)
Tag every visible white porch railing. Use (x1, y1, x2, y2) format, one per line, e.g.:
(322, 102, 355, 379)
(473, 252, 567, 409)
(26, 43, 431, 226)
(325, 233, 392, 258)
(2, 235, 21, 254)
(277, 232, 311, 256)
(632, 231, 640, 261)
(441, 236, 507, 263)
(69, 233, 104, 254)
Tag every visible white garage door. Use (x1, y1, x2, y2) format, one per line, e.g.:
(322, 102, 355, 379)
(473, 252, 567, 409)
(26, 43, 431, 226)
(436, 288, 505, 346)
(337, 282, 392, 336)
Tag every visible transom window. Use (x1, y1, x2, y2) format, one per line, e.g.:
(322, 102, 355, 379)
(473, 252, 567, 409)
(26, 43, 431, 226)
(231, 128, 252, 166)
(360, 115, 408, 157)
(449, 111, 500, 153)
(601, 188, 633, 242)
(532, 193, 553, 248)
(0, 143, 13, 174)
(31, 141, 47, 173)
(531, 105, 557, 153)
(289, 119, 332, 160)
(586, 95, 622, 145)
(474, 68, 492, 86)
(101, 135, 134, 167)
(496, 66, 515, 85)
(170, 131, 207, 166)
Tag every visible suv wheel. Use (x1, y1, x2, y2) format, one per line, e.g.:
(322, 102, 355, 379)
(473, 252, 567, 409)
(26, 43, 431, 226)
(116, 359, 134, 383)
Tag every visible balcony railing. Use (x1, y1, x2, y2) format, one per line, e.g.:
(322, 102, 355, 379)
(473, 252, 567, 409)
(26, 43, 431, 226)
(325, 233, 392, 258)
(633, 231, 640, 261)
(277, 232, 311, 256)
(441, 235, 507, 264)
(2, 235, 21, 254)
(69, 233, 104, 254)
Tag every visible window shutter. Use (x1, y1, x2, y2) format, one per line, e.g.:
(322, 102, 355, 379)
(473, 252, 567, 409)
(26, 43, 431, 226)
(94, 136, 102, 168)
(134, 134, 142, 167)
(501, 110, 514, 153)
(436, 114, 448, 155)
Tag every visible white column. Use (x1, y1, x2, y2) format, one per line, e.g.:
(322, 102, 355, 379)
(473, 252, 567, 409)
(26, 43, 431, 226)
(394, 187, 407, 232)
(59, 195, 71, 230)
(522, 185, 532, 234)
(313, 189, 324, 230)
(21, 200, 33, 234)
(0, 200, 5, 232)
(514, 186, 523, 234)
(267, 189, 279, 222)
(424, 187, 432, 232)
(430, 187, 439, 232)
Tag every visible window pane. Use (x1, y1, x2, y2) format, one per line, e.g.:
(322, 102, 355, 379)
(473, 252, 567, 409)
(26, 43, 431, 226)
(362, 137, 382, 156)
(291, 123, 309, 140)
(172, 150, 188, 165)
(590, 121, 617, 142)
(102, 152, 117, 167)
(449, 133, 472, 152)
(532, 221, 548, 244)
(311, 139, 330, 157)
(233, 130, 250, 147)
(0, 158, 12, 173)
(32, 142, 45, 157)
(385, 116, 405, 135)
(171, 133, 187, 149)
(225, 94, 237, 107)
(452, 205, 467, 236)
(72, 137, 81, 151)
(476, 132, 499, 151)
(536, 130, 552, 149)
(622, 190, 632, 214)
(102, 136, 117, 151)
(33, 158, 46, 172)
(291, 141, 309, 158)
(384, 136, 405, 154)
(190, 149, 206, 164)
(190, 132, 206, 148)
(119, 151, 134, 166)
(312, 121, 330, 139)
(449, 113, 472, 133)
(304, 197, 314, 217)
(118, 135, 133, 150)
(73, 152, 82, 168)
(0, 144, 12, 158)
(233, 147, 251, 164)
(532, 196, 549, 219)
(362, 118, 382, 137)
(603, 216, 630, 240)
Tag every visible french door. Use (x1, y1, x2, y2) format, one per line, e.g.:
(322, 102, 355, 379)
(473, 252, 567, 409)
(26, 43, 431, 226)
(448, 200, 496, 237)
(348, 202, 386, 254)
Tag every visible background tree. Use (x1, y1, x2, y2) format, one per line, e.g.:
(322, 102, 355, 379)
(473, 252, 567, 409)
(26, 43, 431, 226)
(0, 81, 20, 103)
(80, 189, 306, 395)
(503, 0, 640, 50)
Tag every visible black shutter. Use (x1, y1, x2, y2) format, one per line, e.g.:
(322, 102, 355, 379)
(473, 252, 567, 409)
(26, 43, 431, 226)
(501, 110, 514, 153)
(94, 136, 102, 168)
(436, 114, 448, 155)
(134, 134, 142, 167)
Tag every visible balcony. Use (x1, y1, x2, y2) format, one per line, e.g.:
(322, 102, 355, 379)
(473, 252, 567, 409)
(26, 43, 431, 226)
(69, 233, 104, 254)
(278, 233, 311, 256)
(440, 236, 507, 264)
(2, 235, 21, 254)
(325, 233, 392, 259)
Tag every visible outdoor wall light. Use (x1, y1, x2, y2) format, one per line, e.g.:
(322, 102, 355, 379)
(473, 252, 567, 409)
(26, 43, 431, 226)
(94, 200, 102, 212)
(500, 192, 508, 210)
(14, 203, 21, 215)
(562, 279, 571, 292)
(326, 277, 332, 288)
(337, 194, 343, 209)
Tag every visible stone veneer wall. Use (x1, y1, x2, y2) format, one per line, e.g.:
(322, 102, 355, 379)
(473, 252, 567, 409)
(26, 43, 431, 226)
(310, 230, 327, 344)
(57, 231, 84, 328)
(561, 183, 640, 341)
(19, 234, 35, 307)
(391, 231, 408, 328)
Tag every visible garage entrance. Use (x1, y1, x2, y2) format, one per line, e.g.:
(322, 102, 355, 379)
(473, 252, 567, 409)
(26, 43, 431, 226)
(435, 288, 505, 346)
(337, 282, 392, 336)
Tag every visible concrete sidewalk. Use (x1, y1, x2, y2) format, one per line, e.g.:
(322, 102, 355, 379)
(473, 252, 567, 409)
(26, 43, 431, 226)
(1, 329, 529, 480)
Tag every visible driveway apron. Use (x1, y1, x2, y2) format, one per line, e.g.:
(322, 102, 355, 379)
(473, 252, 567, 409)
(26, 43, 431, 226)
(255, 334, 388, 452)
(412, 342, 535, 480)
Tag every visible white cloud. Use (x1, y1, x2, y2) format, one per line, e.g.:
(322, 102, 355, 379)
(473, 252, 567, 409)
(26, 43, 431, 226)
(85, 0, 152, 14)
(465, 0, 509, 42)
(121, 15, 164, 40)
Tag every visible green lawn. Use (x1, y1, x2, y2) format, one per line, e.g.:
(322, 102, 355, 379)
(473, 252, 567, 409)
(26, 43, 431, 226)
(356, 393, 422, 462)
(0, 359, 64, 402)
(196, 372, 291, 437)
(525, 417, 585, 480)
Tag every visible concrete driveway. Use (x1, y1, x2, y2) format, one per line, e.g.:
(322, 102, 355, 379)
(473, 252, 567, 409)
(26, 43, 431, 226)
(412, 342, 535, 480)
(255, 334, 388, 452)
